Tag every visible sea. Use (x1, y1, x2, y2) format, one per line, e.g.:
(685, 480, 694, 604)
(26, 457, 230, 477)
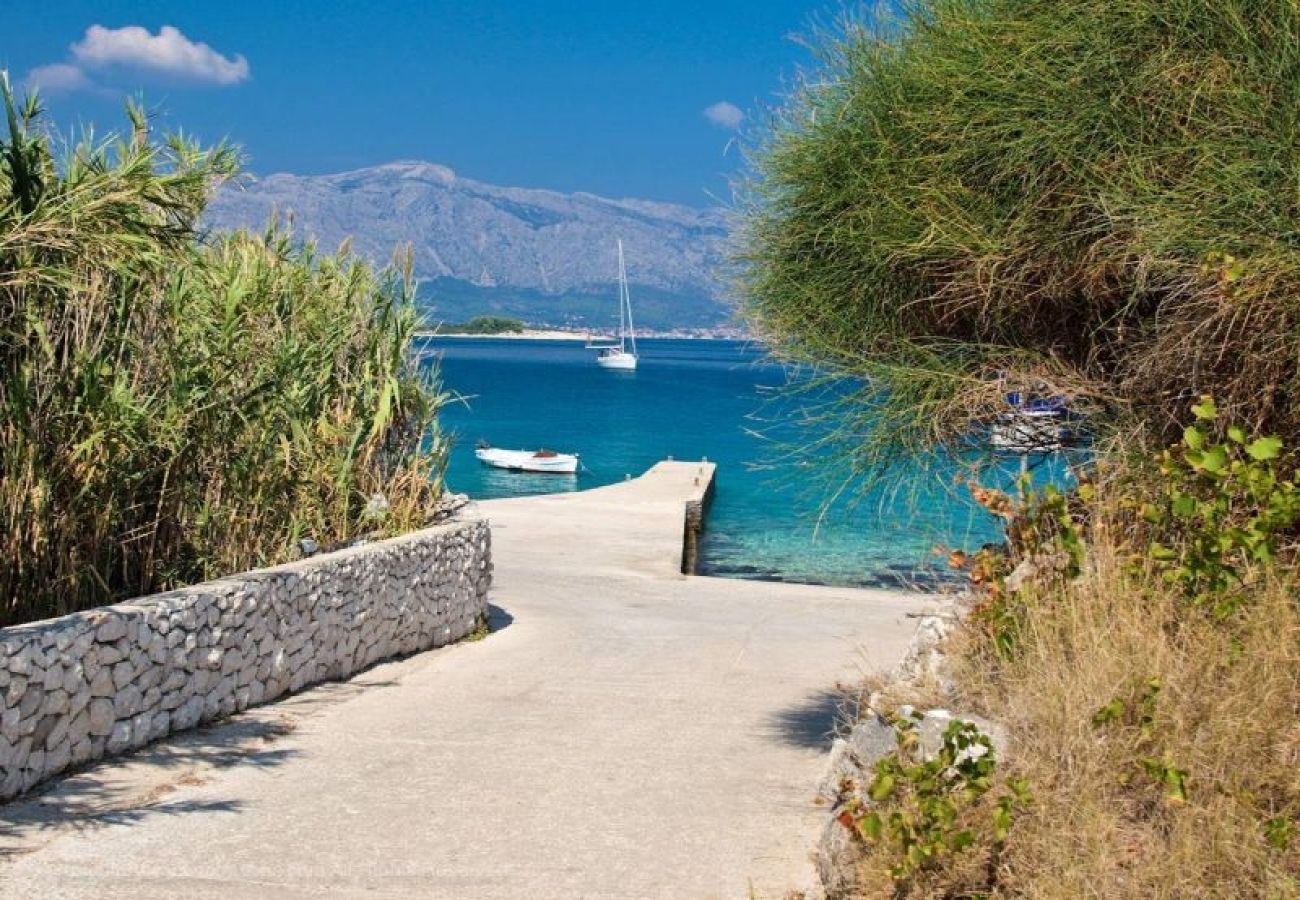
(422, 337, 1078, 590)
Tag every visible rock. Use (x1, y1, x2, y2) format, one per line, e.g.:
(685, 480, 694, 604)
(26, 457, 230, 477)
(43, 714, 69, 750)
(7, 643, 32, 675)
(106, 721, 132, 754)
(42, 688, 69, 716)
(87, 698, 115, 737)
(17, 684, 44, 719)
(95, 617, 127, 643)
(89, 666, 115, 697)
(110, 660, 135, 690)
(817, 808, 865, 899)
(45, 741, 70, 776)
(66, 709, 90, 747)
(113, 684, 143, 719)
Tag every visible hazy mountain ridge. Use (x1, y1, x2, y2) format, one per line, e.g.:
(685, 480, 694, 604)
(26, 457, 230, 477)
(205, 161, 734, 328)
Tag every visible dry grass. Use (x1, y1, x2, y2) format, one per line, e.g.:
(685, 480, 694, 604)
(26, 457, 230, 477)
(932, 551, 1300, 898)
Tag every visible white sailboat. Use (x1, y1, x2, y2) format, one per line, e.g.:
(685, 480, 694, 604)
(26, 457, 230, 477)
(587, 239, 638, 370)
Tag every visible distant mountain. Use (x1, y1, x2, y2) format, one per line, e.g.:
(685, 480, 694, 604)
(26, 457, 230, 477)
(205, 161, 735, 331)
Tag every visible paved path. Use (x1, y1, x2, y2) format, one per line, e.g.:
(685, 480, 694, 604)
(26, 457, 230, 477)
(0, 462, 928, 899)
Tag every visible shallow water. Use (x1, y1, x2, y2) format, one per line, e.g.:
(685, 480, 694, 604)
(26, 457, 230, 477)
(423, 338, 1076, 589)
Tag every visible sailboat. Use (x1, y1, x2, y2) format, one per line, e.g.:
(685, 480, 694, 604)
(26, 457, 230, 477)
(587, 239, 638, 370)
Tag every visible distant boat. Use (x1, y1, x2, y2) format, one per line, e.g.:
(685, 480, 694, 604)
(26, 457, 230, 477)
(474, 440, 580, 474)
(587, 239, 638, 370)
(990, 392, 1080, 452)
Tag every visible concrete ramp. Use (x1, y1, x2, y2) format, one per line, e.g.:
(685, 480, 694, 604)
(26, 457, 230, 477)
(0, 461, 928, 899)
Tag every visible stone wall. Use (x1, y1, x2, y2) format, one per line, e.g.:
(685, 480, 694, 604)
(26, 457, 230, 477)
(0, 517, 491, 800)
(680, 461, 717, 575)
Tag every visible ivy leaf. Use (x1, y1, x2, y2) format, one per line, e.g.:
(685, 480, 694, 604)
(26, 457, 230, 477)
(1246, 437, 1282, 461)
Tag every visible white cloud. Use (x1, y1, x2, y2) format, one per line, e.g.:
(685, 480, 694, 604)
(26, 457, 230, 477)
(703, 100, 744, 130)
(71, 24, 250, 85)
(24, 63, 94, 94)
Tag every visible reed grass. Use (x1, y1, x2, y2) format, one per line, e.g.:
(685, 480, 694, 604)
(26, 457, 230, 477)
(0, 76, 447, 627)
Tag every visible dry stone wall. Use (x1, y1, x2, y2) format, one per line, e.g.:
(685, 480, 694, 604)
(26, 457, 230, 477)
(0, 517, 491, 800)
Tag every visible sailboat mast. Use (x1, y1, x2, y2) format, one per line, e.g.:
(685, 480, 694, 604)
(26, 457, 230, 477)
(616, 239, 629, 352)
(622, 247, 637, 357)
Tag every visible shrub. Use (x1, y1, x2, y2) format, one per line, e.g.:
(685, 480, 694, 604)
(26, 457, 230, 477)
(739, 0, 1300, 465)
(0, 77, 446, 626)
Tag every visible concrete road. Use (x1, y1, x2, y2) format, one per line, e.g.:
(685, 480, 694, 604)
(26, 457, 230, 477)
(0, 463, 928, 899)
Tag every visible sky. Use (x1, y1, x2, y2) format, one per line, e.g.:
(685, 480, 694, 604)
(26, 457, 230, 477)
(3, 1, 836, 206)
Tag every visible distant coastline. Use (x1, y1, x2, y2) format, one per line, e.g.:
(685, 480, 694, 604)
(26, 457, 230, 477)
(420, 328, 749, 341)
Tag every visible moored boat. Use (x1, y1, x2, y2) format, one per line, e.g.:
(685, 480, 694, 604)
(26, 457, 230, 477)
(587, 239, 638, 370)
(474, 441, 580, 474)
(990, 392, 1082, 452)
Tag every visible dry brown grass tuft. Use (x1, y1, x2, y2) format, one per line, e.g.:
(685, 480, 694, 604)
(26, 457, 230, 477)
(941, 551, 1300, 898)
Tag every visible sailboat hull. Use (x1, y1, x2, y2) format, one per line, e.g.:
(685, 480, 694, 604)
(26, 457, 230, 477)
(596, 351, 637, 370)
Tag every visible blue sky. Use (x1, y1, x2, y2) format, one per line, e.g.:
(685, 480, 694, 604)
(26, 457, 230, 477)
(3, 1, 832, 206)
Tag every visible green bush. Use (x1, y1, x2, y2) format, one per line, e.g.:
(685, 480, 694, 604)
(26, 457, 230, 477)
(739, 0, 1300, 465)
(0, 76, 447, 626)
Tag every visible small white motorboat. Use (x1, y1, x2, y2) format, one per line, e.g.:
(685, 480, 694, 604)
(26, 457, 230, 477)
(474, 441, 580, 475)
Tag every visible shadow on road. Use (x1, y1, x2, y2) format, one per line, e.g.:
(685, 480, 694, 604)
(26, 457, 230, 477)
(0, 713, 300, 861)
(766, 687, 859, 749)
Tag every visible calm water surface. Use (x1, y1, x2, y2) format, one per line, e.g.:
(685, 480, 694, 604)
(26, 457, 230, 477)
(423, 338, 1071, 589)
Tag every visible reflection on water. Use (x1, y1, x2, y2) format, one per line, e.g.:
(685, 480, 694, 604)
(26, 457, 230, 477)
(470, 466, 579, 498)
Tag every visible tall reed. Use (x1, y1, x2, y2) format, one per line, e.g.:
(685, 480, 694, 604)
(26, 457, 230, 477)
(0, 76, 447, 627)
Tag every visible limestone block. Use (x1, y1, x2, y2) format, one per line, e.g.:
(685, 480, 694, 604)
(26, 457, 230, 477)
(1, 705, 19, 741)
(110, 660, 134, 690)
(45, 741, 70, 777)
(95, 617, 127, 643)
(66, 709, 90, 747)
(61, 661, 85, 694)
(70, 738, 93, 765)
(89, 666, 115, 697)
(113, 683, 143, 719)
(43, 714, 68, 750)
(87, 698, 115, 737)
(42, 688, 68, 716)
(18, 684, 44, 719)
(106, 721, 132, 754)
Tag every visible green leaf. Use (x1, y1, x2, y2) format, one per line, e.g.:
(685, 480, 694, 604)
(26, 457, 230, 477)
(1199, 446, 1228, 473)
(1183, 426, 1206, 450)
(1245, 437, 1282, 461)
(859, 811, 883, 841)
(1091, 698, 1125, 727)
(1191, 396, 1217, 421)
(949, 830, 976, 851)
(869, 772, 896, 802)
(1227, 425, 1246, 444)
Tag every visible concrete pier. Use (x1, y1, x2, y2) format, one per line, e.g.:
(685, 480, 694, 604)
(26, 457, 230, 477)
(0, 460, 928, 899)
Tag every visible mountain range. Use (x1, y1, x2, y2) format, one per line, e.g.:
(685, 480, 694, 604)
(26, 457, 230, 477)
(205, 161, 736, 331)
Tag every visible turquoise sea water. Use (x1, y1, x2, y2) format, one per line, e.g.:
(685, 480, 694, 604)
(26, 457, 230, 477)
(424, 338, 1076, 589)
